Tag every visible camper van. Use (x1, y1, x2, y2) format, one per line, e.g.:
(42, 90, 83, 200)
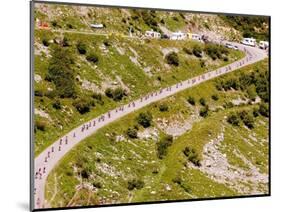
(145, 30, 161, 39)
(259, 41, 269, 50)
(241, 38, 256, 47)
(170, 31, 186, 40)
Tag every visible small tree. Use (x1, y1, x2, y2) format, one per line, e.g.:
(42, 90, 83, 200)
(192, 45, 203, 58)
(127, 179, 144, 190)
(137, 111, 152, 128)
(199, 106, 209, 117)
(227, 113, 240, 126)
(52, 100, 61, 110)
(127, 127, 138, 139)
(187, 96, 196, 105)
(159, 103, 169, 112)
(165, 52, 179, 66)
(259, 102, 269, 117)
(86, 52, 99, 64)
(211, 94, 219, 101)
(73, 98, 91, 114)
(35, 120, 47, 131)
(199, 97, 206, 106)
(183, 147, 201, 166)
(77, 41, 87, 54)
(42, 38, 50, 47)
(156, 135, 173, 159)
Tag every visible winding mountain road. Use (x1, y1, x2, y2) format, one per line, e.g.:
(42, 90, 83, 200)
(33, 41, 267, 209)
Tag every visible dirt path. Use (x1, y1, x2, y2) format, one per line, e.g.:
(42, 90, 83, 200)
(33, 39, 267, 209)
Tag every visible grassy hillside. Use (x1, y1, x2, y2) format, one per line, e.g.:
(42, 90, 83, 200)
(45, 60, 269, 207)
(34, 11, 244, 156)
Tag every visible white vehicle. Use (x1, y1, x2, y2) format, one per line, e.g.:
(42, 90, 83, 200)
(90, 23, 104, 29)
(259, 41, 269, 49)
(145, 30, 161, 39)
(170, 31, 186, 40)
(241, 38, 256, 47)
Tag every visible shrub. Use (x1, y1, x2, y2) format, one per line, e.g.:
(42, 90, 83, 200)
(199, 106, 209, 117)
(227, 113, 240, 126)
(127, 127, 138, 139)
(199, 97, 206, 106)
(47, 46, 76, 98)
(35, 120, 47, 131)
(81, 169, 90, 179)
(187, 96, 195, 105)
(192, 45, 203, 58)
(165, 52, 179, 66)
(259, 102, 269, 117)
(159, 103, 169, 112)
(253, 107, 259, 117)
(42, 38, 50, 47)
(52, 100, 61, 110)
(86, 52, 99, 64)
(127, 179, 144, 190)
(137, 111, 152, 128)
(35, 90, 44, 97)
(183, 147, 200, 166)
(211, 94, 219, 101)
(77, 41, 87, 54)
(239, 110, 254, 129)
(92, 181, 102, 189)
(51, 20, 57, 27)
(204, 43, 229, 60)
(247, 84, 257, 101)
(62, 37, 70, 47)
(183, 47, 192, 55)
(105, 87, 126, 101)
(156, 135, 173, 159)
(73, 98, 91, 114)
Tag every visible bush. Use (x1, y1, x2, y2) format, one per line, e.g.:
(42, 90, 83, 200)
(42, 38, 50, 47)
(159, 103, 169, 112)
(187, 96, 195, 105)
(62, 37, 70, 47)
(239, 110, 254, 129)
(35, 90, 44, 97)
(192, 45, 203, 58)
(86, 52, 99, 64)
(137, 111, 152, 128)
(127, 127, 138, 139)
(52, 100, 61, 110)
(183, 47, 192, 55)
(183, 147, 201, 166)
(247, 84, 257, 101)
(253, 107, 259, 117)
(156, 135, 173, 159)
(165, 52, 179, 66)
(211, 94, 219, 101)
(77, 41, 87, 54)
(92, 181, 102, 189)
(73, 98, 91, 114)
(199, 106, 209, 117)
(227, 113, 240, 126)
(47, 46, 76, 98)
(204, 44, 229, 60)
(127, 179, 144, 190)
(259, 102, 269, 117)
(199, 97, 206, 106)
(35, 120, 47, 131)
(105, 87, 126, 101)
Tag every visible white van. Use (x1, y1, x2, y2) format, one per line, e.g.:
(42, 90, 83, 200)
(259, 41, 269, 49)
(241, 38, 256, 47)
